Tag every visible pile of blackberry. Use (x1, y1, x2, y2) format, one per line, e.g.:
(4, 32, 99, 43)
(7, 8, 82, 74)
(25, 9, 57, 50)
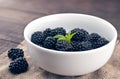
(8, 48, 28, 74)
(31, 27, 109, 51)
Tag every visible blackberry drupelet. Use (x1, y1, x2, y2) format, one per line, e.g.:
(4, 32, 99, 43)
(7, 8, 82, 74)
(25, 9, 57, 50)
(31, 31, 45, 45)
(43, 28, 52, 38)
(71, 28, 89, 42)
(9, 57, 28, 74)
(88, 33, 101, 42)
(71, 28, 81, 33)
(50, 27, 66, 36)
(71, 41, 81, 51)
(8, 48, 24, 60)
(92, 37, 109, 48)
(55, 40, 73, 51)
(43, 36, 56, 49)
(79, 41, 92, 51)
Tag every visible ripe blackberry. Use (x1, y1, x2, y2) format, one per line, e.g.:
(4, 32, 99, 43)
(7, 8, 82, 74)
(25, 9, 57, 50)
(9, 57, 28, 74)
(71, 41, 81, 51)
(43, 28, 52, 38)
(31, 31, 45, 45)
(88, 33, 101, 42)
(8, 48, 24, 60)
(71, 28, 89, 42)
(92, 38, 109, 48)
(79, 41, 92, 51)
(43, 37, 56, 49)
(55, 40, 72, 51)
(50, 27, 66, 36)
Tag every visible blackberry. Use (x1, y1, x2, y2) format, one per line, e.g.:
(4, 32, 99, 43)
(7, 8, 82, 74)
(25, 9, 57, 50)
(50, 27, 66, 36)
(43, 36, 56, 49)
(43, 28, 52, 38)
(92, 38, 109, 48)
(8, 48, 24, 60)
(31, 31, 45, 45)
(9, 57, 28, 74)
(71, 28, 89, 42)
(88, 33, 101, 42)
(79, 41, 92, 51)
(71, 41, 81, 51)
(55, 40, 73, 51)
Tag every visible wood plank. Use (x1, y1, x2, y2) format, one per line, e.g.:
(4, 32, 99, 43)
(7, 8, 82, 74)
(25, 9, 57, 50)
(0, 20, 24, 42)
(0, 20, 24, 53)
(0, 0, 119, 14)
(0, 0, 118, 15)
(0, 7, 45, 24)
(0, 0, 53, 14)
(0, 39, 18, 53)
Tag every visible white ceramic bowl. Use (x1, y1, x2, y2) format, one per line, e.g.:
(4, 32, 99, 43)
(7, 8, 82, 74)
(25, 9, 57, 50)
(24, 13, 117, 76)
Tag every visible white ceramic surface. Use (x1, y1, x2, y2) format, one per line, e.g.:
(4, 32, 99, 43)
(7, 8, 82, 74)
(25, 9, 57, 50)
(24, 13, 117, 76)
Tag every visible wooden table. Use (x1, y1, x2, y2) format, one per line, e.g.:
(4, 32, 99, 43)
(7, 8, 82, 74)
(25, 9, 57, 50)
(0, 0, 120, 53)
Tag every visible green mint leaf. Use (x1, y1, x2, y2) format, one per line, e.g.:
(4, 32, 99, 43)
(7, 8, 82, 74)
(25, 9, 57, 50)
(53, 32, 76, 44)
(58, 37, 66, 41)
(65, 33, 70, 43)
(65, 32, 76, 43)
(53, 35, 65, 39)
(70, 32, 76, 38)
(65, 32, 71, 39)
(68, 32, 76, 43)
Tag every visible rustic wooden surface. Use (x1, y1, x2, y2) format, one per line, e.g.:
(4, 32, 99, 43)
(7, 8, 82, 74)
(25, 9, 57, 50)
(0, 0, 120, 53)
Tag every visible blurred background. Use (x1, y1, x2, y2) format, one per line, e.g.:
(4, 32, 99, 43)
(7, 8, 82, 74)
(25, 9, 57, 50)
(0, 0, 120, 53)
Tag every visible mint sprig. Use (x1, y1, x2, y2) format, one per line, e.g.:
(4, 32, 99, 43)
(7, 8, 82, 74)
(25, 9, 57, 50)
(53, 32, 76, 43)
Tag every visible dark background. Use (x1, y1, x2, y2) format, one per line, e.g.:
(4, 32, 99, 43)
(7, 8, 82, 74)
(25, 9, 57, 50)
(0, 0, 120, 53)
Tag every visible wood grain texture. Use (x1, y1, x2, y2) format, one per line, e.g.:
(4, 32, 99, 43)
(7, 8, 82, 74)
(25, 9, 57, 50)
(0, 0, 120, 53)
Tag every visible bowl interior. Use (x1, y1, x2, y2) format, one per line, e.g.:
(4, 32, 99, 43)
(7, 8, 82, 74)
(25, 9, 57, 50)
(24, 13, 117, 45)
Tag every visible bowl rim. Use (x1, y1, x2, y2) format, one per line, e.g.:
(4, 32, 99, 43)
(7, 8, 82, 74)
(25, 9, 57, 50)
(24, 13, 117, 54)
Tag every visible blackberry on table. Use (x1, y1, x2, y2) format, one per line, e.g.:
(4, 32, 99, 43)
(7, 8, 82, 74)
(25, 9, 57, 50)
(31, 31, 45, 45)
(50, 27, 66, 36)
(8, 48, 24, 60)
(9, 57, 28, 74)
(92, 37, 109, 48)
(88, 33, 101, 42)
(43, 36, 56, 49)
(71, 28, 89, 42)
(78, 41, 92, 51)
(55, 40, 73, 51)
